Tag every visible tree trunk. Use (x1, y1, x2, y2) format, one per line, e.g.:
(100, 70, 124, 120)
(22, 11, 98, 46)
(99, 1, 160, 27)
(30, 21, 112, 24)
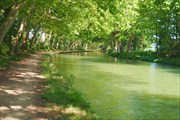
(175, 10, 179, 41)
(10, 20, 26, 55)
(51, 38, 55, 49)
(127, 36, 133, 53)
(51, 35, 57, 49)
(110, 31, 120, 51)
(16, 30, 28, 52)
(0, 3, 24, 45)
(42, 33, 50, 49)
(29, 27, 40, 49)
(44, 32, 52, 49)
(21, 30, 30, 51)
(34, 34, 42, 50)
(56, 42, 59, 49)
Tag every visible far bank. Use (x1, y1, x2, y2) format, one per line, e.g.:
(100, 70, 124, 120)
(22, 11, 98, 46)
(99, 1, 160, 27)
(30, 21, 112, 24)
(108, 51, 180, 66)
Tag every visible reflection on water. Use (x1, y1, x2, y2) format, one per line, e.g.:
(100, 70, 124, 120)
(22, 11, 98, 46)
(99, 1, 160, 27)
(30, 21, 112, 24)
(52, 52, 180, 120)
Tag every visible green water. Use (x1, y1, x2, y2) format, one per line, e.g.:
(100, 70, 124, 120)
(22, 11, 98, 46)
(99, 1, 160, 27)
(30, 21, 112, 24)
(52, 52, 180, 120)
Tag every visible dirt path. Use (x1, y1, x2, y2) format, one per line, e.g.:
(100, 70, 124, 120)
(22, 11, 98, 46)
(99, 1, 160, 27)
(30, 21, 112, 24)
(0, 53, 48, 120)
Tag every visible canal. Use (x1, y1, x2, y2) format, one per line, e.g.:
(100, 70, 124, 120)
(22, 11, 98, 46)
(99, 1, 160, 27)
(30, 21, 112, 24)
(52, 52, 180, 120)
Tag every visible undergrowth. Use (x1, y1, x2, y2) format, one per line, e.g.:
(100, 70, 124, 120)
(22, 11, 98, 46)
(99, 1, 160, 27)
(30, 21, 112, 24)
(0, 52, 29, 68)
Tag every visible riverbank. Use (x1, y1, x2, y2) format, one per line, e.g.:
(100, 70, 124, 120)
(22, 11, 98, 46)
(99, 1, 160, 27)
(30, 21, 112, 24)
(108, 51, 180, 66)
(41, 54, 99, 119)
(0, 51, 99, 119)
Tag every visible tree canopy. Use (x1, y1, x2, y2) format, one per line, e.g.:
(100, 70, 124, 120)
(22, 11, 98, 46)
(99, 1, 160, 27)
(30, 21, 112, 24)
(0, 0, 179, 56)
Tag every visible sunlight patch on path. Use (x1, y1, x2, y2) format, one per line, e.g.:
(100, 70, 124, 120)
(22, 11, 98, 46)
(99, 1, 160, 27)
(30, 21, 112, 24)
(0, 54, 48, 120)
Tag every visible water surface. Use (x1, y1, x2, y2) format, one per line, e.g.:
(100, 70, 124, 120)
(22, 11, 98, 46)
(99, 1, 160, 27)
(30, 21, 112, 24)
(52, 52, 180, 120)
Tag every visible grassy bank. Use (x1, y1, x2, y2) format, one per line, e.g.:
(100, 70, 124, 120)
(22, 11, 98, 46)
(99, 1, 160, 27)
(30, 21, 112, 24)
(41, 55, 100, 120)
(108, 51, 180, 66)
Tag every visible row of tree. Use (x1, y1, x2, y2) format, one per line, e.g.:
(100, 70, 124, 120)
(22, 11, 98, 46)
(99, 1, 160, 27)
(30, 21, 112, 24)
(0, 0, 179, 57)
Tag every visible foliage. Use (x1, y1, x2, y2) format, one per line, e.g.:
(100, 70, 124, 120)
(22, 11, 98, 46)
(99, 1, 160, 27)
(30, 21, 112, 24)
(0, 51, 29, 67)
(109, 51, 180, 66)
(0, 0, 179, 63)
(0, 55, 19, 67)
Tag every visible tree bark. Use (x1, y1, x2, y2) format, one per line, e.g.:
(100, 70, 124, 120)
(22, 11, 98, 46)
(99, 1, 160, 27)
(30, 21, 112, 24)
(34, 34, 43, 50)
(42, 32, 52, 49)
(56, 42, 59, 49)
(51, 38, 55, 49)
(29, 27, 40, 49)
(127, 36, 133, 53)
(110, 31, 120, 51)
(10, 20, 26, 55)
(0, 3, 24, 45)
(21, 30, 30, 51)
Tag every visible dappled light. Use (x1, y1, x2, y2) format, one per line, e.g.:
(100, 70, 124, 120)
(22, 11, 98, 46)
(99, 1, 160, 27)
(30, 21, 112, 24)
(0, 0, 180, 119)
(0, 53, 92, 119)
(0, 54, 48, 120)
(63, 106, 87, 117)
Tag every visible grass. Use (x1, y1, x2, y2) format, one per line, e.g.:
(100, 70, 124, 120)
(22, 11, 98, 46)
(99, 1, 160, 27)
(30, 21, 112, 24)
(0, 53, 29, 68)
(0, 56, 19, 67)
(108, 51, 180, 66)
(41, 55, 100, 120)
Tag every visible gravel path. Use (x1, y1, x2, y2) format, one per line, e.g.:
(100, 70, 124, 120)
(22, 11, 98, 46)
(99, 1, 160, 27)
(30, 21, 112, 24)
(0, 53, 48, 120)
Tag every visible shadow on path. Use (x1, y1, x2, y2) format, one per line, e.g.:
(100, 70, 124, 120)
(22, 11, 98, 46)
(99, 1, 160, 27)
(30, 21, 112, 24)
(0, 53, 48, 120)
